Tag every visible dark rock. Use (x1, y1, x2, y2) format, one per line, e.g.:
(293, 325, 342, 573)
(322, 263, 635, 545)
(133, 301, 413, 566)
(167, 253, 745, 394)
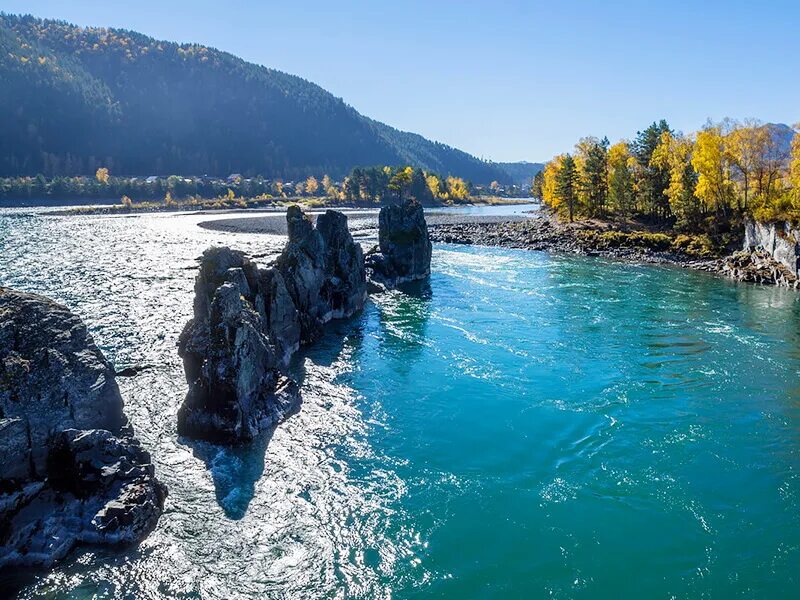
(178, 207, 366, 444)
(114, 365, 153, 377)
(277, 207, 366, 342)
(0, 287, 166, 568)
(366, 199, 432, 288)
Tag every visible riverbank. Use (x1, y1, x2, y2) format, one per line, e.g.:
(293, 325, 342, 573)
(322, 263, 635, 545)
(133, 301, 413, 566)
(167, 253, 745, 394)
(31, 195, 533, 216)
(428, 212, 800, 289)
(197, 209, 532, 236)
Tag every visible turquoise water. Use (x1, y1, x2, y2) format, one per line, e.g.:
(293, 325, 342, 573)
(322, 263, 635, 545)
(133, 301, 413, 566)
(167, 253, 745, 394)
(1, 209, 799, 598)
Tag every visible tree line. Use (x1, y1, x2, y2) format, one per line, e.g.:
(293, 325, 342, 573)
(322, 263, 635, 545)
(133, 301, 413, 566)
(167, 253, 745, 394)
(533, 119, 800, 232)
(341, 166, 470, 204)
(0, 166, 473, 205)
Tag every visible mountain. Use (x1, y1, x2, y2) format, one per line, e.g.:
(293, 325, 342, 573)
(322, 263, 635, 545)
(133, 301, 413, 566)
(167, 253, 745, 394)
(0, 14, 510, 183)
(495, 161, 545, 186)
(766, 123, 795, 157)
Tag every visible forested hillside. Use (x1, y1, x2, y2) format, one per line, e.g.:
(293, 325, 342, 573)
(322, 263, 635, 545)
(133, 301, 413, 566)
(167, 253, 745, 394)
(0, 14, 509, 183)
(495, 161, 545, 186)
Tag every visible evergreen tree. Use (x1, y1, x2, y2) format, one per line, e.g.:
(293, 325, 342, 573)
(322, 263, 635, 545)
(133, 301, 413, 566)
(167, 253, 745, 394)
(581, 137, 609, 217)
(630, 120, 672, 218)
(556, 154, 579, 222)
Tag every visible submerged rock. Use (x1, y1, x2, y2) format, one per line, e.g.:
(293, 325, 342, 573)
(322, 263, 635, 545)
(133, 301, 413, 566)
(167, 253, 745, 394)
(0, 287, 166, 569)
(366, 199, 432, 288)
(178, 207, 366, 444)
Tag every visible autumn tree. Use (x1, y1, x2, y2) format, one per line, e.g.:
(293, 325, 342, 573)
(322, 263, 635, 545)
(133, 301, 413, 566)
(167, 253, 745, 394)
(791, 126, 800, 209)
(541, 155, 565, 211)
(389, 166, 414, 202)
(725, 119, 762, 210)
(446, 176, 470, 202)
(607, 143, 635, 217)
(95, 167, 109, 184)
(651, 131, 701, 229)
(631, 120, 672, 218)
(305, 176, 319, 196)
(426, 174, 442, 200)
(692, 124, 735, 217)
(322, 174, 337, 199)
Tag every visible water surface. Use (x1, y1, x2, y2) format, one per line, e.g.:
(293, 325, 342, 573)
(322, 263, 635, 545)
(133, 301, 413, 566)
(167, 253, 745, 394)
(0, 208, 798, 598)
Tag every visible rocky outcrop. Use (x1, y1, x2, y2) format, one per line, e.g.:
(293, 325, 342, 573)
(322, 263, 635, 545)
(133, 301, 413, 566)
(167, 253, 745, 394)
(721, 249, 800, 288)
(743, 219, 800, 276)
(277, 206, 367, 341)
(178, 207, 366, 443)
(0, 288, 166, 568)
(366, 199, 432, 288)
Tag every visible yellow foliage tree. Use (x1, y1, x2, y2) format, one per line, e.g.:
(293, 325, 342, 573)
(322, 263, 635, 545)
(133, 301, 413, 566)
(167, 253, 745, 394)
(541, 155, 566, 211)
(446, 176, 470, 202)
(725, 119, 763, 210)
(607, 143, 635, 216)
(305, 176, 319, 196)
(95, 167, 109, 184)
(652, 131, 701, 228)
(790, 126, 800, 210)
(426, 174, 442, 199)
(322, 175, 337, 198)
(692, 125, 735, 215)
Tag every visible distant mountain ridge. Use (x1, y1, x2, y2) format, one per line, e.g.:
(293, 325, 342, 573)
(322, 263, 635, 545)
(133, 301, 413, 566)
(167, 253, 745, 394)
(0, 14, 511, 183)
(495, 161, 545, 186)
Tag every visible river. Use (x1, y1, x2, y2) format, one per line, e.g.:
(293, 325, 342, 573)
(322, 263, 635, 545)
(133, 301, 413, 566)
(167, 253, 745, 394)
(0, 205, 798, 598)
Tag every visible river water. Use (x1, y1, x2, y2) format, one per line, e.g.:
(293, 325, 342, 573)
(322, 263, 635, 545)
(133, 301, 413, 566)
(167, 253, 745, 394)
(0, 206, 799, 598)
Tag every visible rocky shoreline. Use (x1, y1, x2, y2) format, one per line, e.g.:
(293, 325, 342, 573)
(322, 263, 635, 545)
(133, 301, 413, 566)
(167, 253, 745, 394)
(0, 288, 166, 568)
(429, 213, 800, 289)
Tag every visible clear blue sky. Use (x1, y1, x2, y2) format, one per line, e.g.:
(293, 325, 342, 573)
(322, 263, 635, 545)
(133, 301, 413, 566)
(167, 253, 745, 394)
(4, 0, 799, 162)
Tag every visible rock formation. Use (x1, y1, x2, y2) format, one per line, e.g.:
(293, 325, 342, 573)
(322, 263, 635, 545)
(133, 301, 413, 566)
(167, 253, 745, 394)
(721, 249, 800, 288)
(178, 207, 366, 443)
(743, 219, 800, 276)
(0, 288, 166, 568)
(366, 199, 432, 289)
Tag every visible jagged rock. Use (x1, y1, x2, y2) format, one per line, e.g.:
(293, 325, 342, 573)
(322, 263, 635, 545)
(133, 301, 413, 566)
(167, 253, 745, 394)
(366, 199, 432, 288)
(277, 207, 366, 341)
(178, 207, 366, 444)
(177, 278, 299, 443)
(721, 249, 800, 288)
(0, 287, 166, 569)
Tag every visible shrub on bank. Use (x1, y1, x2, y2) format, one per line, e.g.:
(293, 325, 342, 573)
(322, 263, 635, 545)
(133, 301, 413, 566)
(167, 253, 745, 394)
(577, 229, 719, 257)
